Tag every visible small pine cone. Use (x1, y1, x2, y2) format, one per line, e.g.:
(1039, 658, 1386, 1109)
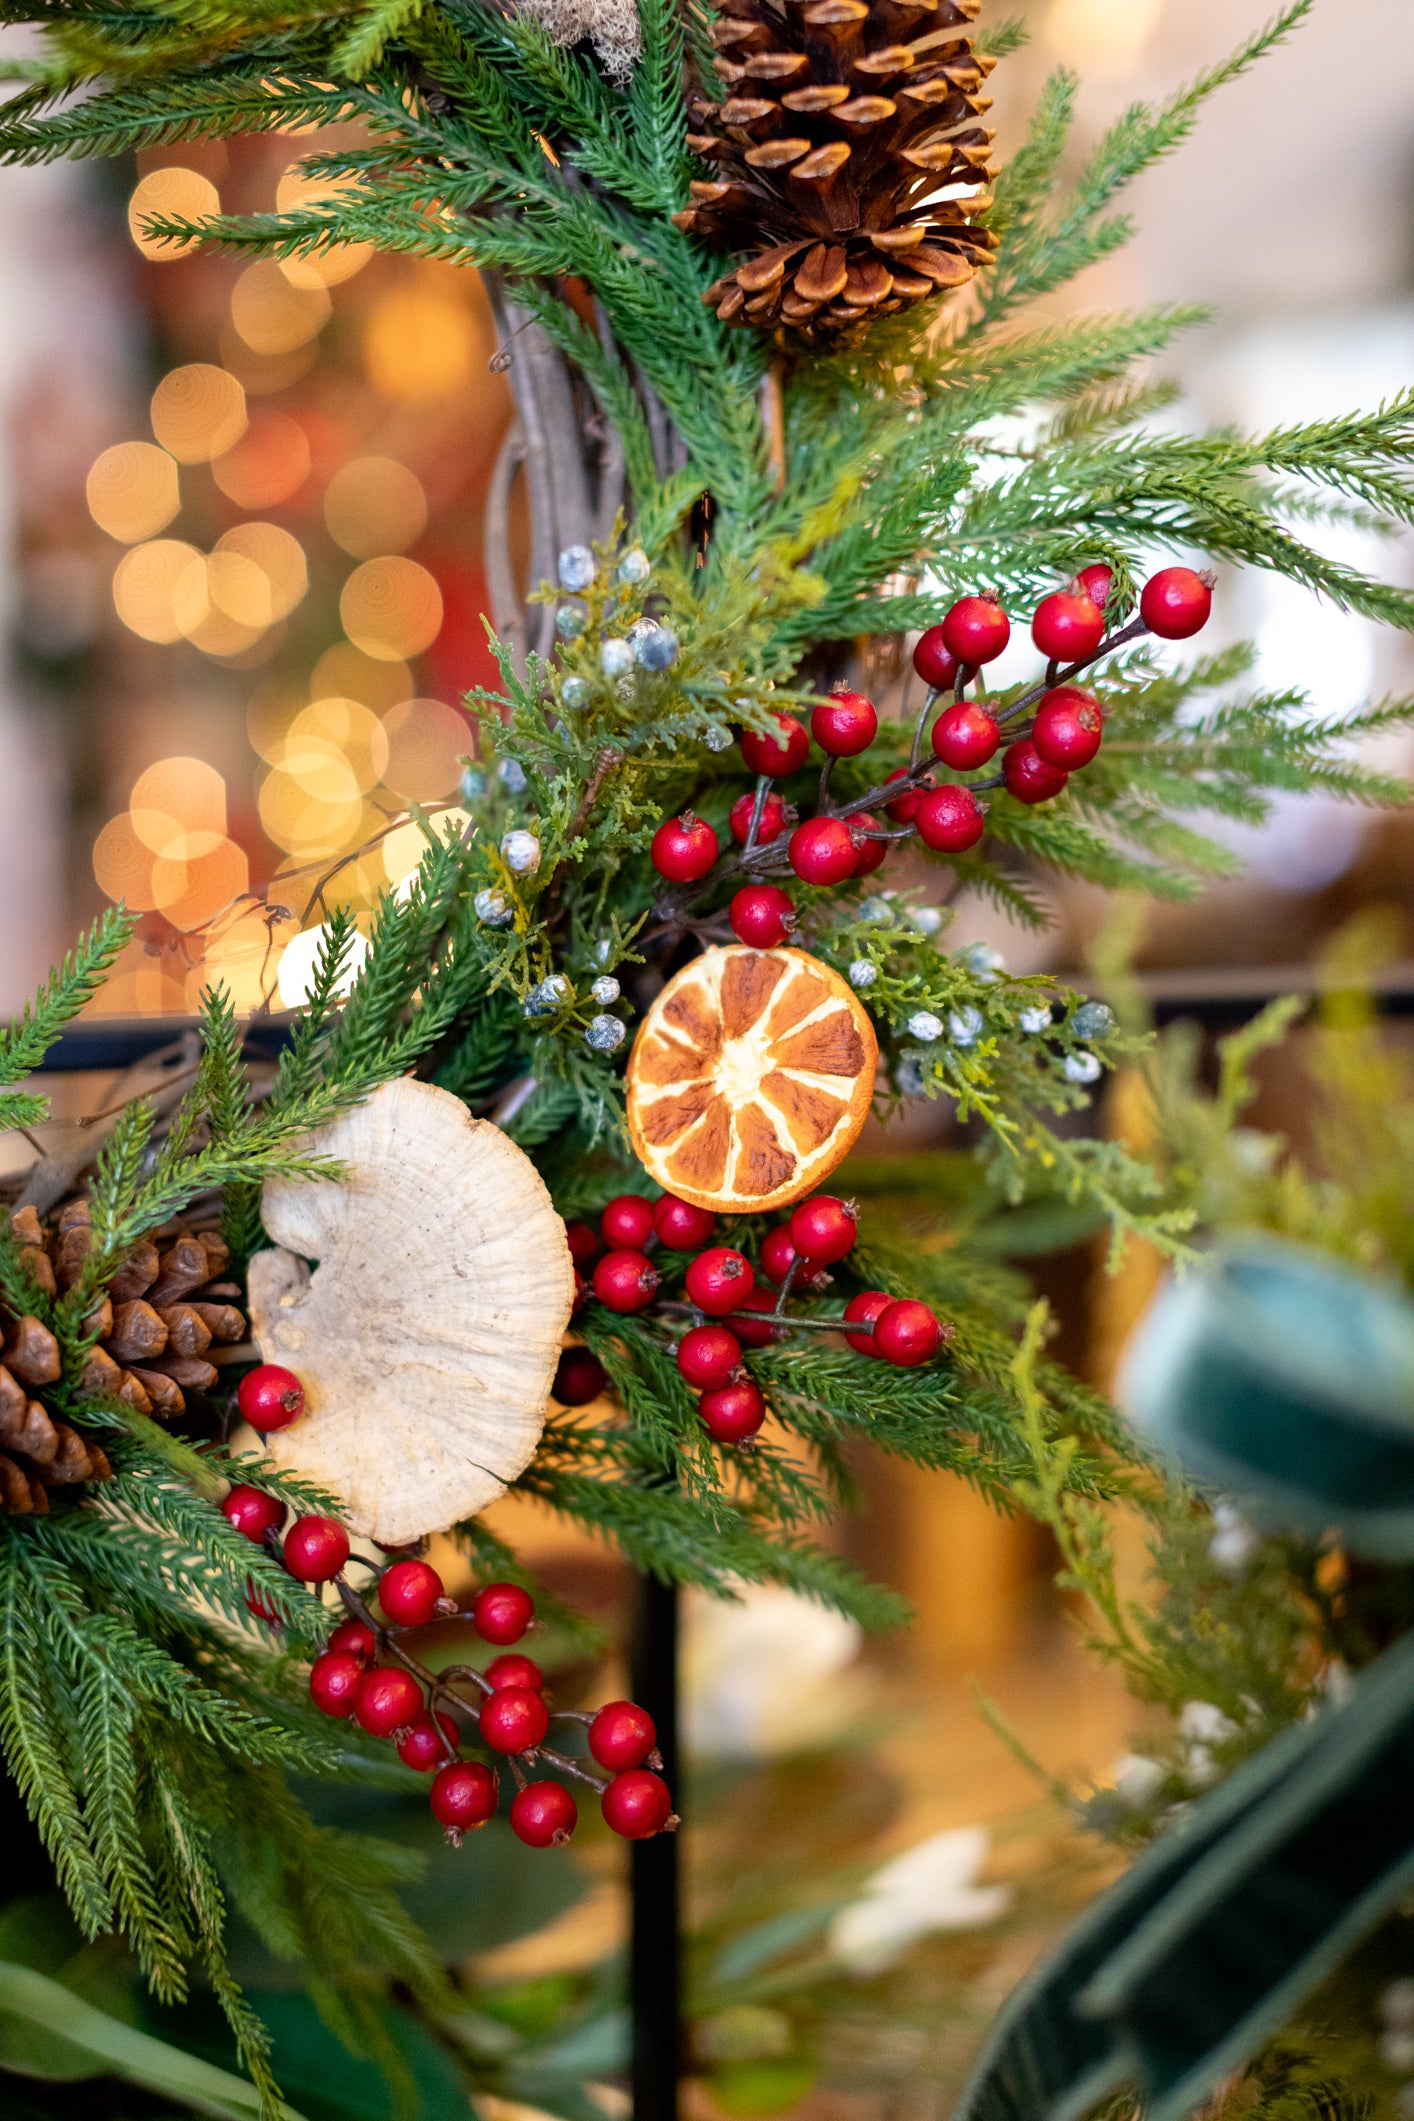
(676, 0, 999, 342)
(0, 1362, 111, 1514)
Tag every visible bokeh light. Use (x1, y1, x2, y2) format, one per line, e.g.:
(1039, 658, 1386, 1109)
(211, 409, 312, 509)
(364, 287, 478, 401)
(189, 902, 297, 1012)
(323, 456, 428, 558)
(215, 522, 308, 619)
(276, 922, 369, 1008)
(230, 259, 331, 355)
(275, 164, 373, 287)
(150, 364, 248, 464)
(257, 767, 370, 857)
(340, 556, 443, 660)
(381, 697, 472, 800)
(309, 643, 412, 714)
(112, 538, 203, 643)
(278, 697, 390, 795)
(130, 755, 226, 849)
(92, 757, 249, 933)
(171, 549, 268, 656)
(92, 814, 161, 909)
(127, 167, 220, 260)
(86, 442, 181, 544)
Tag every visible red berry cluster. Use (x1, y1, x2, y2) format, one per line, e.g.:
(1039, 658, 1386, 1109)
(220, 1376, 676, 1850)
(647, 564, 1215, 935)
(568, 1192, 950, 1446)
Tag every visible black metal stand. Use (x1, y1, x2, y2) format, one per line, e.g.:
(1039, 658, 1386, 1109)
(630, 1572, 681, 2121)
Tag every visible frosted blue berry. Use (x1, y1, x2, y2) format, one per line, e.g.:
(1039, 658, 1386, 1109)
(895, 1056, 926, 1098)
(948, 1006, 984, 1046)
(909, 906, 945, 938)
(961, 942, 1004, 980)
(908, 1010, 943, 1043)
(601, 638, 633, 677)
(1064, 1050, 1102, 1084)
(593, 937, 613, 965)
(635, 625, 679, 672)
(460, 765, 487, 802)
(555, 601, 589, 640)
(498, 758, 527, 794)
(474, 887, 512, 927)
(704, 724, 733, 752)
(848, 960, 878, 990)
(526, 975, 571, 1016)
(561, 676, 589, 710)
(1018, 1004, 1052, 1034)
(617, 547, 650, 585)
(501, 829, 541, 874)
(586, 1013, 626, 1052)
(1072, 1001, 1116, 1040)
(558, 545, 595, 592)
(858, 895, 895, 923)
(591, 975, 621, 1004)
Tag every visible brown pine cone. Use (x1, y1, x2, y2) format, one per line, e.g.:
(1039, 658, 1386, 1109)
(676, 0, 998, 342)
(0, 1355, 110, 1515)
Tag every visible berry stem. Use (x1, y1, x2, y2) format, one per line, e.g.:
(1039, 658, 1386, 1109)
(908, 687, 938, 774)
(537, 1742, 610, 1791)
(773, 1254, 801, 1318)
(817, 754, 835, 814)
(743, 774, 771, 853)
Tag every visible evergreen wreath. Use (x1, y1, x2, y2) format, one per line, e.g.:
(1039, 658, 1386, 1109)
(0, 0, 1411, 2112)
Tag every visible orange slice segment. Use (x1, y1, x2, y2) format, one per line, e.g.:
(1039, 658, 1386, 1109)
(625, 945, 878, 1213)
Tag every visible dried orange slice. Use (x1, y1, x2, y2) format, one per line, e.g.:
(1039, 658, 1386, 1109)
(625, 945, 877, 1214)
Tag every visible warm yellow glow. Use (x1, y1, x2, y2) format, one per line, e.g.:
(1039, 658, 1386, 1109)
(170, 550, 268, 656)
(129, 756, 227, 853)
(211, 409, 311, 509)
(308, 644, 412, 714)
(112, 539, 203, 644)
(276, 922, 369, 1008)
(257, 769, 366, 856)
(86, 441, 181, 544)
(188, 902, 297, 1013)
(150, 364, 248, 464)
(230, 258, 331, 354)
(381, 697, 472, 801)
(323, 456, 428, 559)
(216, 522, 308, 619)
(152, 835, 250, 931)
(1043, 0, 1161, 73)
(275, 164, 373, 286)
(380, 816, 437, 886)
(92, 814, 160, 909)
(127, 167, 219, 259)
(280, 697, 390, 795)
(246, 681, 304, 764)
(364, 288, 477, 401)
(341, 557, 443, 661)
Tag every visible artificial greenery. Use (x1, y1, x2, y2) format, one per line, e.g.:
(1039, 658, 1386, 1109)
(0, 0, 1411, 2111)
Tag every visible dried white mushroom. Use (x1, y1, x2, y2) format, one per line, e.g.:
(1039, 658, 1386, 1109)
(247, 1077, 574, 1546)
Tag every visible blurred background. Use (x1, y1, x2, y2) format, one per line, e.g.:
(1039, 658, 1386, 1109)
(0, 1, 1410, 2112)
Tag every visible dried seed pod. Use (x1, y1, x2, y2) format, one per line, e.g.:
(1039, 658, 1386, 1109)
(248, 1077, 575, 1546)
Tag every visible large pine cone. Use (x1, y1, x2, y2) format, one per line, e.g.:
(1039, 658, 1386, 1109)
(677, 0, 998, 341)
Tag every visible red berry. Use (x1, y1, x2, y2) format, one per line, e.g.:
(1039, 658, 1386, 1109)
(430, 1759, 498, 1837)
(883, 769, 922, 824)
(600, 1194, 655, 1249)
(684, 1247, 754, 1316)
(789, 816, 858, 887)
(602, 1768, 675, 1840)
(730, 1287, 784, 1349)
(309, 1649, 364, 1717)
(741, 713, 809, 777)
(913, 627, 961, 692)
(510, 1781, 577, 1848)
(931, 700, 999, 771)
(471, 1582, 535, 1645)
(571, 1269, 588, 1317)
(354, 1665, 424, 1736)
(941, 596, 1009, 665)
(564, 1220, 599, 1267)
(398, 1711, 460, 1771)
(1032, 687, 1103, 770)
(700, 1379, 766, 1444)
(650, 811, 718, 883)
(1031, 590, 1104, 663)
(328, 1618, 376, 1662)
(789, 1194, 858, 1265)
(730, 884, 796, 947)
(1140, 565, 1212, 640)
(653, 1195, 716, 1250)
(1003, 740, 1068, 805)
(553, 1346, 608, 1405)
(848, 813, 887, 878)
(811, 689, 877, 758)
(676, 1324, 742, 1390)
(874, 1299, 943, 1367)
(479, 1684, 550, 1755)
(589, 1699, 657, 1771)
(221, 1485, 286, 1544)
(237, 1363, 305, 1433)
(915, 784, 986, 852)
(593, 1249, 659, 1313)
(244, 1582, 281, 1629)
(485, 1653, 544, 1692)
(729, 790, 789, 847)
(759, 1225, 828, 1290)
(379, 1558, 445, 1628)
(283, 1515, 349, 1584)
(843, 1290, 892, 1357)
(1076, 563, 1114, 610)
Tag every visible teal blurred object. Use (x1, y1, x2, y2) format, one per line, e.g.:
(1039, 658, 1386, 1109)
(955, 1238, 1414, 2121)
(1121, 1239, 1414, 1555)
